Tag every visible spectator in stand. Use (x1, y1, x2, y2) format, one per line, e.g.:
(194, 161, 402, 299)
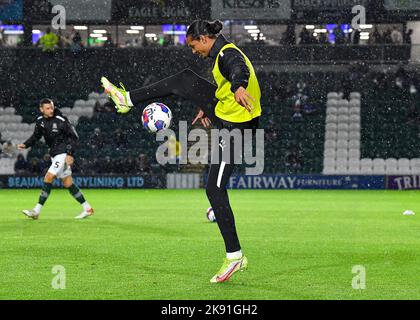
(38, 153, 51, 174)
(1, 140, 17, 158)
(38, 28, 59, 52)
(137, 153, 152, 174)
(299, 27, 311, 45)
(103, 34, 115, 48)
(28, 157, 41, 174)
(283, 24, 296, 45)
(391, 26, 403, 44)
(333, 25, 345, 44)
(89, 128, 105, 150)
(371, 27, 383, 44)
(114, 128, 128, 150)
(0, 25, 4, 47)
(285, 146, 304, 173)
(14, 154, 28, 174)
(352, 29, 361, 45)
(383, 28, 392, 44)
(406, 102, 419, 124)
(318, 32, 329, 45)
(71, 31, 83, 54)
(404, 29, 413, 46)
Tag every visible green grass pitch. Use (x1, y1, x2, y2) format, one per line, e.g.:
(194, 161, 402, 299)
(1, 189, 420, 300)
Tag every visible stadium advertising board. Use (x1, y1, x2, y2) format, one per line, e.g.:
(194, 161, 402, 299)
(27, 0, 112, 22)
(224, 175, 386, 189)
(385, 0, 420, 10)
(0, 0, 23, 22)
(293, 0, 370, 10)
(387, 175, 420, 190)
(1, 175, 164, 189)
(211, 0, 291, 20)
(112, 0, 211, 24)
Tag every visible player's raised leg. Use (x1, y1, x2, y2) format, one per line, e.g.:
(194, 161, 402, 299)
(22, 172, 55, 219)
(101, 69, 219, 124)
(62, 175, 93, 219)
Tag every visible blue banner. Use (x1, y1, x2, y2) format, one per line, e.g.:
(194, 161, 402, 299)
(0, 175, 164, 189)
(0, 0, 23, 21)
(224, 174, 386, 190)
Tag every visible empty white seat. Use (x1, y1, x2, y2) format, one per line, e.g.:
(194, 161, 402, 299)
(337, 123, 349, 132)
(349, 148, 360, 159)
(411, 159, 420, 174)
(349, 131, 360, 140)
(325, 131, 337, 140)
(385, 158, 398, 167)
(349, 114, 360, 123)
(336, 139, 348, 149)
(398, 158, 410, 168)
(349, 123, 360, 131)
(324, 149, 336, 158)
(88, 92, 100, 100)
(337, 131, 349, 140)
(337, 107, 349, 115)
(373, 158, 385, 167)
(349, 92, 361, 99)
(348, 140, 360, 149)
(327, 100, 338, 108)
(349, 99, 361, 108)
(74, 99, 86, 108)
(385, 165, 398, 175)
(335, 159, 348, 174)
(326, 115, 337, 123)
(336, 148, 348, 159)
(327, 92, 339, 100)
(327, 107, 338, 115)
(85, 100, 96, 108)
(338, 99, 349, 108)
(337, 115, 349, 123)
(326, 123, 337, 131)
(373, 165, 385, 175)
(348, 159, 360, 174)
(60, 107, 71, 115)
(325, 140, 336, 149)
(349, 107, 360, 115)
(4, 107, 15, 115)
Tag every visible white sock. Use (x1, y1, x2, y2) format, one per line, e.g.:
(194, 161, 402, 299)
(227, 250, 243, 260)
(126, 92, 134, 107)
(82, 202, 91, 211)
(34, 203, 43, 214)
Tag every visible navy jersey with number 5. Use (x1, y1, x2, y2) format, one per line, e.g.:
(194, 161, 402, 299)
(24, 108, 79, 157)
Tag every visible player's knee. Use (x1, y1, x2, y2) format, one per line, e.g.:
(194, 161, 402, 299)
(206, 183, 220, 200)
(44, 173, 55, 183)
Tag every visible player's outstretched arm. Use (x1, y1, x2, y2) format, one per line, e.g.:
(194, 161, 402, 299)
(101, 77, 133, 114)
(19, 121, 43, 150)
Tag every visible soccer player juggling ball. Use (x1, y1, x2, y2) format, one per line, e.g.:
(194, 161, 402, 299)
(101, 20, 261, 283)
(18, 98, 94, 219)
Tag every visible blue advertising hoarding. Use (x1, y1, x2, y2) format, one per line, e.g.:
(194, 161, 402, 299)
(0, 0, 23, 22)
(223, 174, 386, 190)
(0, 175, 164, 189)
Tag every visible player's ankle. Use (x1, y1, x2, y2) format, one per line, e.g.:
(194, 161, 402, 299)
(226, 250, 243, 260)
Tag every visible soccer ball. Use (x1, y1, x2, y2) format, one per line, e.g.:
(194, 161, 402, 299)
(142, 102, 172, 133)
(206, 207, 216, 222)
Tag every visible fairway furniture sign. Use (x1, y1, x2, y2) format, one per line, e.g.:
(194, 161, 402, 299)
(223, 175, 386, 189)
(211, 0, 291, 20)
(0, 175, 164, 189)
(112, 0, 211, 23)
